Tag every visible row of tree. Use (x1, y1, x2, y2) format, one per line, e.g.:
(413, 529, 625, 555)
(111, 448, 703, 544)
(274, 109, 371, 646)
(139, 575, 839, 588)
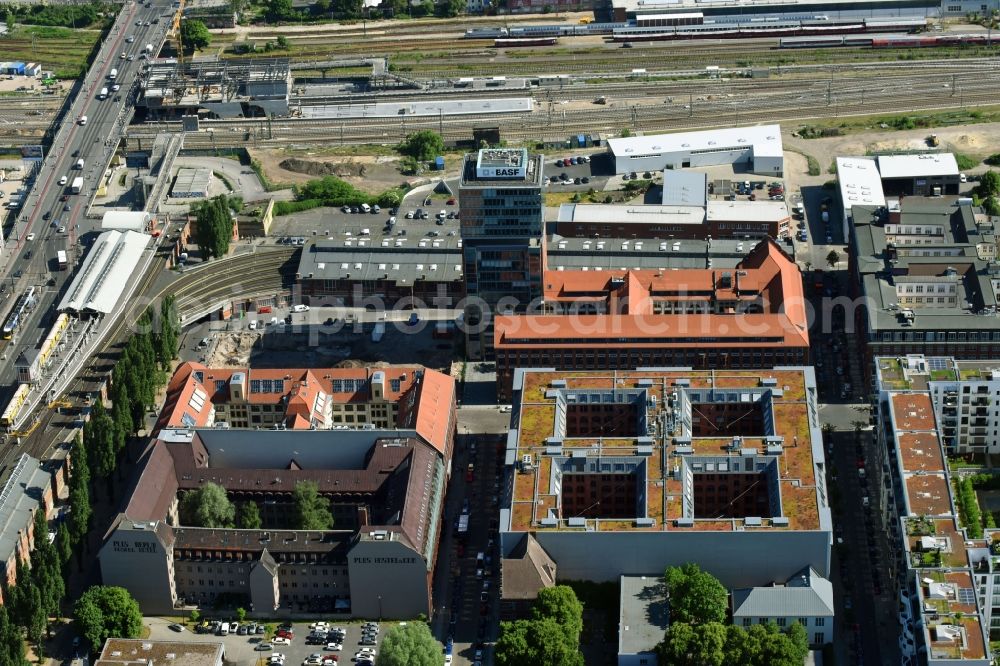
(84, 299, 178, 497)
(657, 563, 809, 666)
(0, 510, 70, 663)
(179, 480, 334, 530)
(495, 586, 584, 666)
(0, 295, 179, 660)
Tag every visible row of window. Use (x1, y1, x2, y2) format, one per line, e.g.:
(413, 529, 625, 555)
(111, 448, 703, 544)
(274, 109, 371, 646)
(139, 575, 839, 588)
(741, 616, 825, 627)
(876, 331, 1000, 342)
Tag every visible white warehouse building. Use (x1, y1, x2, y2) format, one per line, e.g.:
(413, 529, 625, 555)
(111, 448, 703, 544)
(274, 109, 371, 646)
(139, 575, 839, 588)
(606, 124, 783, 176)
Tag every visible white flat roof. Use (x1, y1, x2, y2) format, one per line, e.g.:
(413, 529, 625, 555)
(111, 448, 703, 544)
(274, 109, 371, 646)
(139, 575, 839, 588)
(58, 230, 149, 314)
(661, 170, 707, 206)
(607, 124, 783, 159)
(557, 203, 705, 226)
(877, 153, 959, 179)
(101, 211, 152, 233)
(837, 157, 886, 211)
(705, 200, 790, 222)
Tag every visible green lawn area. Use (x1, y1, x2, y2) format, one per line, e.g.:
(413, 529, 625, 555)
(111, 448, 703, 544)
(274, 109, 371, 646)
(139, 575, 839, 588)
(4, 26, 105, 78)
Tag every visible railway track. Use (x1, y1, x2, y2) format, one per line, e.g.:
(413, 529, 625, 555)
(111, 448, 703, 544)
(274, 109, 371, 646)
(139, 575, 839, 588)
(169, 247, 298, 317)
(127, 69, 1000, 148)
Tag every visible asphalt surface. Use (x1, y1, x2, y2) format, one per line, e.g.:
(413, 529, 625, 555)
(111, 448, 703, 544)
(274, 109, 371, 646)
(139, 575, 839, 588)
(0, 0, 172, 416)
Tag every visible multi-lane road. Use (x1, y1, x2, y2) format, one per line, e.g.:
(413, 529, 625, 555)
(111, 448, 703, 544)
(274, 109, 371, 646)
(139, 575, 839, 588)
(0, 1, 173, 439)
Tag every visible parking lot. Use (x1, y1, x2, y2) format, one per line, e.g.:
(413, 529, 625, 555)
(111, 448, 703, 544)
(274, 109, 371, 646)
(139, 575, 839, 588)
(144, 617, 403, 666)
(266, 190, 461, 243)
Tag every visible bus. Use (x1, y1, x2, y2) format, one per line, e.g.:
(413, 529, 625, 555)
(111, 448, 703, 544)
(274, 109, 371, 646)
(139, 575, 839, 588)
(57, 250, 67, 270)
(2, 287, 37, 340)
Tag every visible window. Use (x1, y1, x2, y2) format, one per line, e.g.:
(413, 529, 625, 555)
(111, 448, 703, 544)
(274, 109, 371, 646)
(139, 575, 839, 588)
(390, 378, 402, 392)
(815, 617, 825, 627)
(798, 618, 808, 626)
(813, 632, 824, 645)
(776, 618, 786, 627)
(742, 618, 752, 627)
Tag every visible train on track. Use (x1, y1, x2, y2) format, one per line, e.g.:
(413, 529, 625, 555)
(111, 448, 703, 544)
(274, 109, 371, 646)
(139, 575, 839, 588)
(610, 17, 926, 42)
(1, 286, 37, 341)
(780, 32, 1000, 48)
(495, 37, 559, 47)
(466, 14, 926, 42)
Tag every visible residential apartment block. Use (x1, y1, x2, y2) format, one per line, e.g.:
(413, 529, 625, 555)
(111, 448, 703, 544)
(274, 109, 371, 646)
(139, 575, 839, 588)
(874, 357, 992, 665)
(878, 355, 1000, 456)
(493, 239, 809, 400)
(500, 366, 833, 649)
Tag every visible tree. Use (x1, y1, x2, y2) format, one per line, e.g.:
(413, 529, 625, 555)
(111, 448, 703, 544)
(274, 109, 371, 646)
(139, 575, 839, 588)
(31, 510, 65, 624)
(192, 195, 235, 259)
(68, 436, 93, 549)
(658, 621, 727, 666)
(5, 11, 15, 37)
(331, 0, 363, 18)
(11, 561, 46, 651)
(275, 35, 290, 49)
(660, 621, 810, 666)
(290, 481, 332, 530)
(236, 607, 247, 622)
(264, 0, 297, 22)
(56, 522, 72, 570)
(532, 586, 583, 646)
(180, 19, 211, 51)
(494, 618, 583, 666)
(979, 170, 1000, 199)
(86, 399, 117, 482)
(179, 483, 235, 528)
(434, 0, 463, 16)
(74, 586, 143, 650)
(189, 609, 201, 625)
(663, 563, 728, 625)
(236, 501, 263, 529)
(0, 606, 28, 666)
(826, 250, 840, 268)
(377, 622, 442, 666)
(397, 131, 444, 162)
(155, 295, 179, 369)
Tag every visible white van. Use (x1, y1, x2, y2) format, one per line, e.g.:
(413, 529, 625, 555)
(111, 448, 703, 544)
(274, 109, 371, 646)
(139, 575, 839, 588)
(75, 159, 84, 170)
(98, 87, 108, 100)
(78, 115, 87, 126)
(218, 622, 230, 636)
(360, 203, 371, 213)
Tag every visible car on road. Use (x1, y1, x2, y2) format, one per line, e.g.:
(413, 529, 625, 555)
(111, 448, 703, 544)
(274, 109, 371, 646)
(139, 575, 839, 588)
(43, 212, 51, 221)
(120, 52, 126, 59)
(26, 233, 34, 241)
(126, 35, 135, 42)
(168, 623, 185, 632)
(64, 203, 71, 211)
